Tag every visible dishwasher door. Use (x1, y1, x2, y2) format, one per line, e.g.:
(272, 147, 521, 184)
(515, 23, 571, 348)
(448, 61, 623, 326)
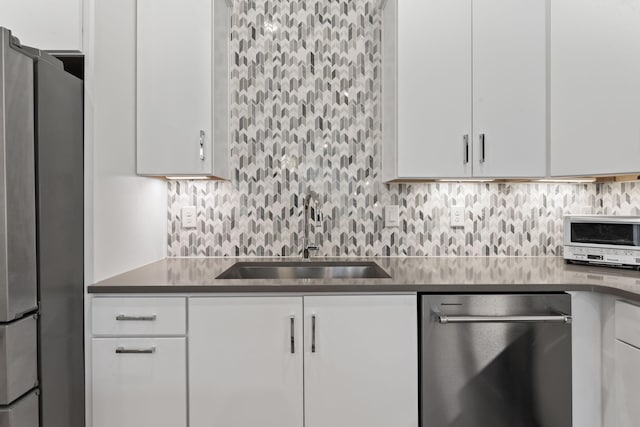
(421, 294, 572, 427)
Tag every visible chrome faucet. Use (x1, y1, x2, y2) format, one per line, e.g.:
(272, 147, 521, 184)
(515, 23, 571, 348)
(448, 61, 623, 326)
(303, 191, 322, 259)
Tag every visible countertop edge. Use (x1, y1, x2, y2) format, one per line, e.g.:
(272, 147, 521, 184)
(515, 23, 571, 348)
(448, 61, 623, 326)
(86, 283, 640, 302)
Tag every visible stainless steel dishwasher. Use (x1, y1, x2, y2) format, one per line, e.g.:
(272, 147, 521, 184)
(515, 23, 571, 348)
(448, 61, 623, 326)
(421, 294, 572, 427)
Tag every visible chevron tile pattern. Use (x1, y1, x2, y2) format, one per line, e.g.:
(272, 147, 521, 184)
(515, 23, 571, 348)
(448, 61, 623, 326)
(167, 0, 634, 258)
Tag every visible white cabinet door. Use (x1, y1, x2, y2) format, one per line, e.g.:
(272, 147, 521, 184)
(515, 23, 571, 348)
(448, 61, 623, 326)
(303, 295, 418, 427)
(92, 337, 187, 427)
(472, 0, 546, 178)
(189, 297, 304, 427)
(0, 0, 82, 51)
(396, 0, 472, 179)
(615, 340, 640, 427)
(137, 0, 216, 176)
(550, 0, 640, 177)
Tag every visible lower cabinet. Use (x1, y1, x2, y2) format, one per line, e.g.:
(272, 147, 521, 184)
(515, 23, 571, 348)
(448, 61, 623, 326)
(189, 297, 304, 427)
(614, 300, 640, 427)
(91, 338, 187, 427)
(303, 295, 418, 427)
(614, 340, 640, 427)
(188, 295, 418, 427)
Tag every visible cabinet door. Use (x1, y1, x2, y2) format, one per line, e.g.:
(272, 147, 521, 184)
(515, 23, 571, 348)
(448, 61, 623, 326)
(396, 0, 472, 179)
(92, 338, 187, 427)
(189, 297, 304, 427)
(550, 0, 640, 176)
(615, 340, 640, 427)
(0, 0, 82, 51)
(304, 295, 418, 427)
(472, 0, 546, 178)
(136, 0, 213, 176)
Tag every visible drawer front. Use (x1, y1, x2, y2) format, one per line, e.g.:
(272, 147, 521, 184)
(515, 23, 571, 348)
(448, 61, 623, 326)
(615, 300, 640, 348)
(0, 315, 38, 405)
(92, 297, 186, 336)
(92, 338, 187, 427)
(0, 389, 39, 427)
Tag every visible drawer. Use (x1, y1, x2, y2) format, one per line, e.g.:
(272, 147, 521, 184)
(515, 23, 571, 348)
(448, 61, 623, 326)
(0, 315, 38, 405)
(92, 337, 186, 427)
(0, 389, 39, 427)
(615, 300, 640, 349)
(92, 297, 186, 336)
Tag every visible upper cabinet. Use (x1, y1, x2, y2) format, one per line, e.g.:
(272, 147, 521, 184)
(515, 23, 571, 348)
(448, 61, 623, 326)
(550, 0, 640, 177)
(136, 0, 230, 178)
(382, 0, 546, 181)
(0, 0, 83, 51)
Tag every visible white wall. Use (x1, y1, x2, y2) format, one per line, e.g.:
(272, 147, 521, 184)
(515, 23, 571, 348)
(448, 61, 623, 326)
(84, 0, 167, 285)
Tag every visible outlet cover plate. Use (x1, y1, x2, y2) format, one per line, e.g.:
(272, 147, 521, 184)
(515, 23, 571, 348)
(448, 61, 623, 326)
(450, 206, 465, 228)
(181, 206, 197, 228)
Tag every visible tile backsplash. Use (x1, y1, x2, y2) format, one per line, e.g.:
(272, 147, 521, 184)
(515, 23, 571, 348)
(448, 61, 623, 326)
(167, 0, 640, 257)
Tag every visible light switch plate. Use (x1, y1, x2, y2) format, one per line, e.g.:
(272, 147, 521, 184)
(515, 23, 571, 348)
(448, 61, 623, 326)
(181, 206, 197, 228)
(450, 206, 465, 228)
(385, 205, 400, 228)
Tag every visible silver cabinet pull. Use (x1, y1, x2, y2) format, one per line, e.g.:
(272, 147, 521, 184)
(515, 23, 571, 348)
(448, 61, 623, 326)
(115, 314, 157, 321)
(311, 314, 317, 353)
(115, 346, 156, 354)
(199, 130, 205, 160)
(438, 314, 572, 324)
(463, 134, 469, 164)
(290, 315, 295, 354)
(479, 133, 486, 163)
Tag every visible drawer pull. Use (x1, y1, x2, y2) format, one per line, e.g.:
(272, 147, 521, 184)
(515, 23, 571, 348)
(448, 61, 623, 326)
(115, 346, 156, 354)
(115, 314, 157, 321)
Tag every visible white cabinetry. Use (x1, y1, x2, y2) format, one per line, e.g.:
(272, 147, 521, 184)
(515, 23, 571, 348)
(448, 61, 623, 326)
(614, 340, 640, 427)
(550, 0, 640, 177)
(383, 0, 546, 180)
(91, 297, 188, 427)
(0, 0, 83, 51)
(188, 295, 418, 427)
(614, 300, 640, 427)
(91, 338, 187, 427)
(303, 295, 418, 427)
(136, 0, 230, 178)
(189, 297, 304, 427)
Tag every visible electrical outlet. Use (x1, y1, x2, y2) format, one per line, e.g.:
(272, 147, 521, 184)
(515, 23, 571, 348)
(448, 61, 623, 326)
(385, 205, 400, 228)
(181, 206, 197, 228)
(450, 206, 465, 228)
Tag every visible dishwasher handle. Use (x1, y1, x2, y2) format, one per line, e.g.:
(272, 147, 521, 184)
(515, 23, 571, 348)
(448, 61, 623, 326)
(438, 314, 572, 324)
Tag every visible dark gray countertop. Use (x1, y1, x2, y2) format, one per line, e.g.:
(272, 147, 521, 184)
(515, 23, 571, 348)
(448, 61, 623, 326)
(88, 256, 640, 301)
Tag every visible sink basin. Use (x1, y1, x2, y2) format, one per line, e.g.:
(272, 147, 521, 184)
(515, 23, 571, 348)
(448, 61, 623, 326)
(216, 261, 391, 280)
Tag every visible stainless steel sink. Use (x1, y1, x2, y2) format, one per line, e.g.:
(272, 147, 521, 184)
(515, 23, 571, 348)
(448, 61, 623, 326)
(216, 261, 391, 280)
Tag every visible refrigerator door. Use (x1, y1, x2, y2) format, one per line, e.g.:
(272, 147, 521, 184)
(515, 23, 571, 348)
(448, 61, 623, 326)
(0, 28, 37, 323)
(0, 314, 38, 405)
(0, 389, 39, 427)
(34, 52, 84, 427)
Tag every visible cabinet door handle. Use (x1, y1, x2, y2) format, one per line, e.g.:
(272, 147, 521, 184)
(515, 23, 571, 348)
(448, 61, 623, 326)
(463, 134, 469, 164)
(115, 346, 156, 354)
(479, 134, 486, 163)
(290, 315, 295, 354)
(199, 130, 205, 160)
(311, 314, 317, 353)
(115, 314, 157, 321)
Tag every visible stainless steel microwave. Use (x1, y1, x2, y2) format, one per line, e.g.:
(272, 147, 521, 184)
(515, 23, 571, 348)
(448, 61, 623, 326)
(564, 215, 640, 269)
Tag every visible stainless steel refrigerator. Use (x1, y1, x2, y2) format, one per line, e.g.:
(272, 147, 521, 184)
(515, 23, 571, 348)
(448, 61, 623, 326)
(0, 28, 84, 427)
